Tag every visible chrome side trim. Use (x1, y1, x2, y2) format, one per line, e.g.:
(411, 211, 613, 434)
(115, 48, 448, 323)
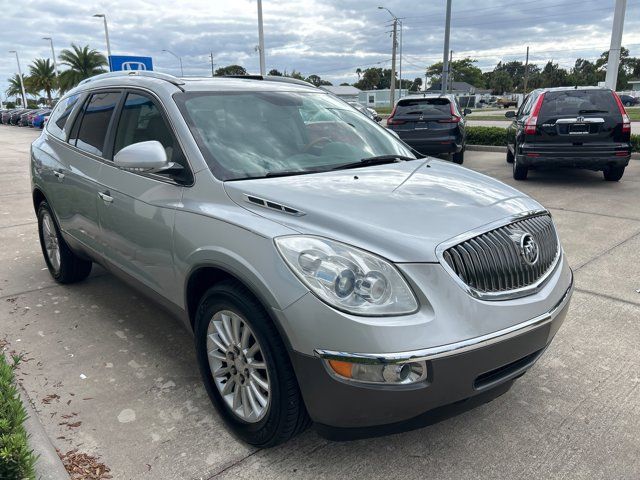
(435, 210, 562, 301)
(315, 273, 573, 366)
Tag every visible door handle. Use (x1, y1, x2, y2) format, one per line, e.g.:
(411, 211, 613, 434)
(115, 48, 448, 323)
(53, 170, 65, 180)
(98, 191, 113, 204)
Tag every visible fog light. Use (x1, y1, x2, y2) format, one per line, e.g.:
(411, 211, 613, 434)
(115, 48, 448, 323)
(326, 359, 427, 384)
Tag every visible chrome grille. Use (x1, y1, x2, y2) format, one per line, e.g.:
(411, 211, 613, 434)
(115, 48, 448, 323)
(442, 214, 559, 295)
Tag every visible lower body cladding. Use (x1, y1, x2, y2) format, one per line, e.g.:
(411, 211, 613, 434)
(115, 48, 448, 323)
(274, 259, 573, 435)
(517, 145, 630, 171)
(394, 133, 463, 156)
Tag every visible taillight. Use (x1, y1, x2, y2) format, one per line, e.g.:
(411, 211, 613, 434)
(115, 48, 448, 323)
(439, 102, 461, 123)
(612, 92, 631, 133)
(524, 93, 546, 135)
(387, 105, 404, 126)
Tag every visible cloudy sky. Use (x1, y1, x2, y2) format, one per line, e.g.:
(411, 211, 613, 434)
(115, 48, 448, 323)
(2, 0, 640, 99)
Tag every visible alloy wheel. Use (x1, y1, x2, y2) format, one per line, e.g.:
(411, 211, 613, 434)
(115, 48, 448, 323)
(206, 310, 271, 423)
(41, 212, 61, 272)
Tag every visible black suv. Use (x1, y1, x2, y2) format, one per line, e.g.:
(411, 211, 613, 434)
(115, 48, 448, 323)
(387, 94, 471, 164)
(505, 87, 631, 181)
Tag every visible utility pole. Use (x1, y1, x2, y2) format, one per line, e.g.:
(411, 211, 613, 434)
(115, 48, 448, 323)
(9, 50, 27, 108)
(398, 21, 403, 100)
(210, 52, 215, 77)
(605, 0, 627, 90)
(378, 6, 399, 108)
(523, 46, 530, 94)
(441, 0, 452, 95)
(257, 0, 266, 75)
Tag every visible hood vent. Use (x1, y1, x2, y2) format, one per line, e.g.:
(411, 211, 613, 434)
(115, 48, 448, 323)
(244, 195, 305, 216)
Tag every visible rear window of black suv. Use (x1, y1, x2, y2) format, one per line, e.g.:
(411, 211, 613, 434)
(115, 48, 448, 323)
(395, 98, 451, 116)
(538, 90, 618, 119)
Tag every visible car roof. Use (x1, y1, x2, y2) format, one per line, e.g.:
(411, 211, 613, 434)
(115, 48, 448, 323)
(67, 71, 320, 97)
(532, 86, 613, 94)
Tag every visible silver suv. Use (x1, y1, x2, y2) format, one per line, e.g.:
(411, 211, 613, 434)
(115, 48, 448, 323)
(31, 71, 573, 446)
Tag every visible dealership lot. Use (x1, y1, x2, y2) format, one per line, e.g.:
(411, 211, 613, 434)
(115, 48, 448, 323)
(1, 126, 639, 479)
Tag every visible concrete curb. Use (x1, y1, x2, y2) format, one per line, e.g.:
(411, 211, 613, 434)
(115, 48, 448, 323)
(17, 383, 70, 479)
(466, 144, 640, 160)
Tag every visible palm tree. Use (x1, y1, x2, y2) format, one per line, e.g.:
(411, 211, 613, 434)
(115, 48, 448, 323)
(5, 73, 33, 106)
(28, 59, 57, 105)
(356, 68, 362, 80)
(58, 44, 108, 92)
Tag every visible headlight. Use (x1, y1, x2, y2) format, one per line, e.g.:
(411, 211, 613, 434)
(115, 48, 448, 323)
(275, 236, 418, 316)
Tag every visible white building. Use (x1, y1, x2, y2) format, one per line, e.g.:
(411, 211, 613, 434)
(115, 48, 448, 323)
(320, 85, 361, 102)
(357, 89, 411, 108)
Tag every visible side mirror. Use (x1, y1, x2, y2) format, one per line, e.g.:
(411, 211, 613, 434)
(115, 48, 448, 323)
(114, 140, 169, 172)
(504, 110, 517, 119)
(463, 108, 472, 116)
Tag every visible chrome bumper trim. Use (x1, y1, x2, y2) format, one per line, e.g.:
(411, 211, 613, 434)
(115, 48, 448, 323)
(315, 271, 573, 366)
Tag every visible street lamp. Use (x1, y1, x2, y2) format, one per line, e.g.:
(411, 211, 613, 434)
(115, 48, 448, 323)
(256, 0, 266, 75)
(8, 50, 28, 108)
(93, 13, 112, 68)
(378, 6, 402, 106)
(162, 49, 184, 77)
(42, 37, 60, 78)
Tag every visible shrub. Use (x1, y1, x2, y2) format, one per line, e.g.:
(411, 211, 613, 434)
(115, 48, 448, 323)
(0, 355, 36, 480)
(467, 126, 639, 153)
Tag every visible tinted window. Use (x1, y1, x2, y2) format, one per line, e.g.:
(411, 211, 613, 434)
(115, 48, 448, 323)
(539, 90, 618, 119)
(395, 98, 450, 116)
(73, 92, 121, 156)
(46, 94, 80, 140)
(113, 93, 185, 166)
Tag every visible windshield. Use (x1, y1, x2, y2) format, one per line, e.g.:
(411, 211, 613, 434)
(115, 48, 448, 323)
(538, 90, 618, 118)
(395, 98, 451, 116)
(175, 91, 414, 180)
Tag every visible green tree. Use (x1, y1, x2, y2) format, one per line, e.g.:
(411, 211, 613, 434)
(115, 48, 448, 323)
(568, 58, 602, 87)
(539, 61, 568, 88)
(426, 57, 483, 88)
(305, 74, 332, 87)
(409, 77, 423, 92)
(58, 44, 107, 92)
(488, 70, 513, 95)
(5, 74, 34, 105)
(268, 68, 282, 76)
(595, 46, 640, 89)
(27, 58, 57, 105)
(214, 64, 247, 76)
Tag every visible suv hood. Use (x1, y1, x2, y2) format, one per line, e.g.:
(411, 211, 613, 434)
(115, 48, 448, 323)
(224, 159, 543, 262)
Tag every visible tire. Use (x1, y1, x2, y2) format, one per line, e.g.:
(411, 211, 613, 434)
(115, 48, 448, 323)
(603, 165, 625, 181)
(625, 101, 632, 107)
(512, 156, 528, 180)
(194, 280, 310, 447)
(37, 202, 92, 284)
(506, 146, 515, 164)
(452, 150, 464, 164)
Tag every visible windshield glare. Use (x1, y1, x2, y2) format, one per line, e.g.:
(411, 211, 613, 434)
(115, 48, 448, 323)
(176, 91, 415, 180)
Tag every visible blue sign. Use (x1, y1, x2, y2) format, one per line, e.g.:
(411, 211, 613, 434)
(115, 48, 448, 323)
(109, 55, 153, 72)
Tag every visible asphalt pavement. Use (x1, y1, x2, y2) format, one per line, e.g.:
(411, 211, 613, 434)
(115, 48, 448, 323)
(1, 126, 639, 480)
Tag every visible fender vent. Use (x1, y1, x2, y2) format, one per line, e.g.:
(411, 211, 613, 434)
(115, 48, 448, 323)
(244, 195, 305, 216)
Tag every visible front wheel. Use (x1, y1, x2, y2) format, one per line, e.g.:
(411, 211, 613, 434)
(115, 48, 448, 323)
(194, 280, 310, 447)
(603, 165, 625, 181)
(37, 202, 92, 283)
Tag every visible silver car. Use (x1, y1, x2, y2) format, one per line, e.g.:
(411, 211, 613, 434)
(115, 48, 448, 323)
(31, 71, 573, 447)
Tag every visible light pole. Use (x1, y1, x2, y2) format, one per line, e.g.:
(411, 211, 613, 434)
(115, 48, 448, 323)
(378, 6, 399, 108)
(256, 0, 266, 75)
(441, 0, 452, 95)
(162, 49, 184, 76)
(9, 50, 28, 108)
(605, 0, 627, 90)
(93, 13, 112, 69)
(42, 37, 60, 78)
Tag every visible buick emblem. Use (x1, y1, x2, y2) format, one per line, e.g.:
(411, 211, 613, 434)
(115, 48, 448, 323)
(519, 233, 540, 266)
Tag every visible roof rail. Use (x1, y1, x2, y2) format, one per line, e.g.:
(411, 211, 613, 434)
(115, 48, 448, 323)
(222, 74, 316, 88)
(78, 70, 185, 87)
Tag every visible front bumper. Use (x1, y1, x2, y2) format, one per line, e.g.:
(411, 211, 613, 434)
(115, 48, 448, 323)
(290, 275, 573, 430)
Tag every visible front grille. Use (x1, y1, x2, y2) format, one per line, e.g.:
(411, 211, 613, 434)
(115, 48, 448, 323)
(442, 214, 559, 295)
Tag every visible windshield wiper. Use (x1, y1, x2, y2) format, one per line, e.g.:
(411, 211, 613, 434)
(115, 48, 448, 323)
(331, 155, 415, 171)
(578, 109, 608, 114)
(264, 168, 329, 178)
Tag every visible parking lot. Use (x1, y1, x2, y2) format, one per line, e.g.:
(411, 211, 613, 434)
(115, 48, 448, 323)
(1, 125, 639, 479)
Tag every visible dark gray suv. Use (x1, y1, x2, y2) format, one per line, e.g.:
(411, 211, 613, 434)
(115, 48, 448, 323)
(31, 71, 573, 446)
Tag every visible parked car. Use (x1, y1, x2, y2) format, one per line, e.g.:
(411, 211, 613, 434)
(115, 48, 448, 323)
(366, 106, 382, 122)
(32, 71, 573, 447)
(2, 108, 24, 124)
(346, 101, 378, 121)
(505, 87, 632, 181)
(386, 94, 471, 163)
(10, 108, 35, 125)
(618, 94, 639, 107)
(32, 110, 51, 129)
(20, 109, 45, 127)
(497, 97, 518, 108)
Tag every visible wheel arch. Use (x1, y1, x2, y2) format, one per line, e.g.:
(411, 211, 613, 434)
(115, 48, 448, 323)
(32, 187, 47, 213)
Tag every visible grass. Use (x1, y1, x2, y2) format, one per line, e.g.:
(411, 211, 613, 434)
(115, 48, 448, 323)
(0, 352, 37, 480)
(627, 108, 640, 121)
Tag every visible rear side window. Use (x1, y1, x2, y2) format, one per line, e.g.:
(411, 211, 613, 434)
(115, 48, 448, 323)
(46, 94, 80, 140)
(71, 92, 121, 157)
(395, 98, 450, 116)
(113, 92, 186, 167)
(539, 90, 618, 119)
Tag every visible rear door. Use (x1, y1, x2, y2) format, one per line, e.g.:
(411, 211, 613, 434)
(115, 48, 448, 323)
(534, 89, 624, 150)
(389, 97, 457, 142)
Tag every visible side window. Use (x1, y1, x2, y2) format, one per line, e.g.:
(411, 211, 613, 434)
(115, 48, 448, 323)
(71, 92, 121, 157)
(46, 94, 80, 140)
(519, 94, 534, 117)
(113, 93, 186, 168)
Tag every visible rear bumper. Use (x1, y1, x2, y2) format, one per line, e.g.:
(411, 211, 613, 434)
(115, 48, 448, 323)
(399, 138, 463, 155)
(291, 276, 573, 432)
(517, 153, 630, 169)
